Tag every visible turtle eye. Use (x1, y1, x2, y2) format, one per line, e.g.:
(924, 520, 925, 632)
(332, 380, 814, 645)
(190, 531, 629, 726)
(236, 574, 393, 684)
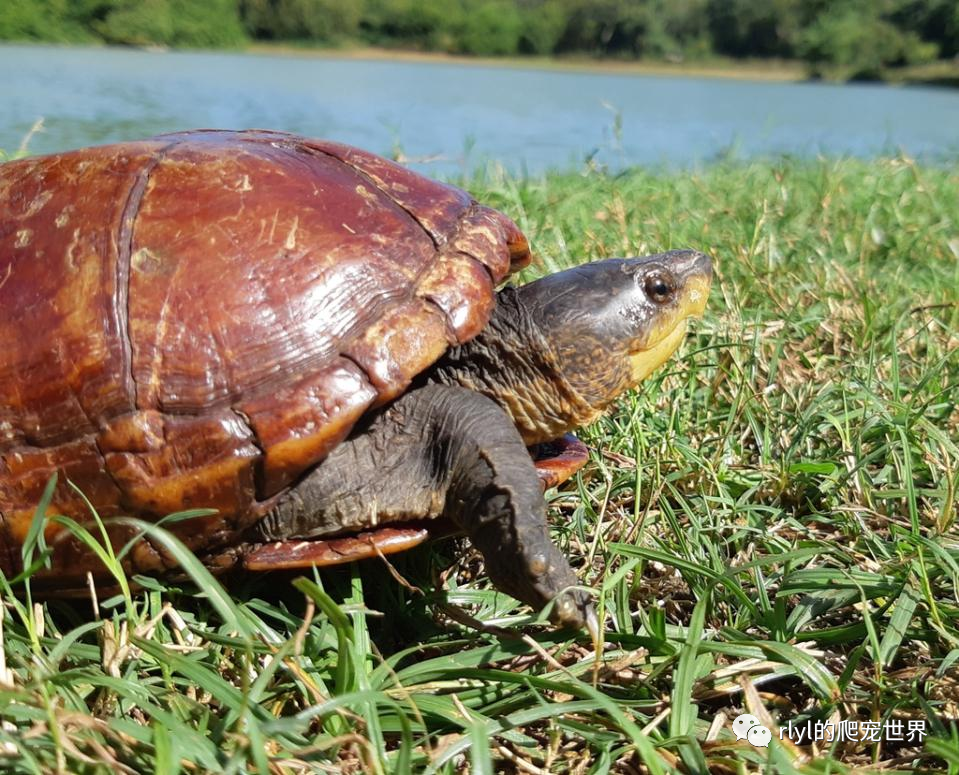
(644, 270, 675, 304)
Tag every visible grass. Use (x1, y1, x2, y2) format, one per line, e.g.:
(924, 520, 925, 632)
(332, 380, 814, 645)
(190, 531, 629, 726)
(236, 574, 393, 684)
(1, 154, 958, 773)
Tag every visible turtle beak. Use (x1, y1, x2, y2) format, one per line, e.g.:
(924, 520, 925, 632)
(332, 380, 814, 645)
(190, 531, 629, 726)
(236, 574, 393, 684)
(675, 254, 712, 321)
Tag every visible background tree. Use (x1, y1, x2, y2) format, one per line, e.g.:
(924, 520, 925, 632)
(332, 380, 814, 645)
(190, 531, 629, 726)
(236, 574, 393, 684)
(457, 0, 523, 55)
(707, 0, 805, 58)
(0, 0, 92, 42)
(642, 0, 711, 60)
(515, 0, 566, 55)
(359, 0, 459, 50)
(241, 0, 362, 42)
(0, 0, 956, 81)
(798, 0, 939, 79)
(86, 0, 245, 47)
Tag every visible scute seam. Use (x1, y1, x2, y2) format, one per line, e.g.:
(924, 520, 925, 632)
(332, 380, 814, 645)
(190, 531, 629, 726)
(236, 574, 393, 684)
(91, 433, 133, 513)
(337, 352, 379, 397)
(295, 142, 479, 367)
(280, 140, 500, 357)
(296, 142, 444, 251)
(116, 141, 180, 412)
(229, 405, 267, 503)
(420, 296, 460, 346)
(455, 247, 498, 287)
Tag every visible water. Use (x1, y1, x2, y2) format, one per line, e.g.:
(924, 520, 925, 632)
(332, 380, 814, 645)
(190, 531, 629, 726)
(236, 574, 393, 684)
(2, 43, 958, 175)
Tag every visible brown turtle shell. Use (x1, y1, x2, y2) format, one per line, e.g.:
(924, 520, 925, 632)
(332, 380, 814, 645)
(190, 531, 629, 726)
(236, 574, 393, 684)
(0, 130, 532, 579)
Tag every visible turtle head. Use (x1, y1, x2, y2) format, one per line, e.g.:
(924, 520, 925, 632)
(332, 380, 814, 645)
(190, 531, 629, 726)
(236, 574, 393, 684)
(430, 249, 712, 445)
(517, 250, 712, 426)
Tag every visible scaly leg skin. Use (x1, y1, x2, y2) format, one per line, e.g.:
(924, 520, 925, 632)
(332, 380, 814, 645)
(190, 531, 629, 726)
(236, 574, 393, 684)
(251, 384, 596, 636)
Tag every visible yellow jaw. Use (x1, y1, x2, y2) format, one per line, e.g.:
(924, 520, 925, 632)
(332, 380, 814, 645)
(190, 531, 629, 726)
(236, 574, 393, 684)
(628, 318, 688, 384)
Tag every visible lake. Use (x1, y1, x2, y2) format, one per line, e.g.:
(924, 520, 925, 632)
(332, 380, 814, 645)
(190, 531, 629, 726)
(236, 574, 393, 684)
(2, 43, 958, 174)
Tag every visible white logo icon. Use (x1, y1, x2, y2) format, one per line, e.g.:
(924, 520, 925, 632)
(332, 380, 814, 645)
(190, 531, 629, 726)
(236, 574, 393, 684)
(733, 714, 771, 747)
(732, 714, 761, 740)
(747, 724, 771, 747)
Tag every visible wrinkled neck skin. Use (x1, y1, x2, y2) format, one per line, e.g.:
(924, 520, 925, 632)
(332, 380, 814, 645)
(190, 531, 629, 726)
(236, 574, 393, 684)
(428, 287, 616, 445)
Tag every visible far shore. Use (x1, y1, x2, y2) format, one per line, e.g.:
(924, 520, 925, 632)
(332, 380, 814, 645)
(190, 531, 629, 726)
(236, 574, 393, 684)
(246, 43, 807, 83)
(4, 39, 956, 87)
(244, 44, 959, 88)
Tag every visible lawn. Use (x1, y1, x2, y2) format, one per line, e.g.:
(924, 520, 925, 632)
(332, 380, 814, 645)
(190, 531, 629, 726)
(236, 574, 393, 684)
(1, 155, 958, 773)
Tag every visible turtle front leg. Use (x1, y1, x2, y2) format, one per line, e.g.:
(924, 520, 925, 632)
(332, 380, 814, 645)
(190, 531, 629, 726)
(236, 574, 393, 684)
(250, 384, 595, 634)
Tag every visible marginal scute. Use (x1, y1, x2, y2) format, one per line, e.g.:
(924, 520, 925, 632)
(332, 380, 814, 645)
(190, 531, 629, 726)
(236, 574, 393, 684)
(238, 358, 378, 496)
(344, 299, 452, 403)
(104, 410, 260, 533)
(418, 251, 495, 343)
(450, 205, 531, 280)
(0, 437, 123, 545)
(98, 410, 165, 453)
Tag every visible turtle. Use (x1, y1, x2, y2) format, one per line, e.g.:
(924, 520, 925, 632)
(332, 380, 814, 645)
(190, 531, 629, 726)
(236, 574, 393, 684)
(0, 129, 712, 637)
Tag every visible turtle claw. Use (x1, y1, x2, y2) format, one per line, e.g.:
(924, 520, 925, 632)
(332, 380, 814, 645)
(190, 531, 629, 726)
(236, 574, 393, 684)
(585, 605, 601, 652)
(550, 587, 600, 649)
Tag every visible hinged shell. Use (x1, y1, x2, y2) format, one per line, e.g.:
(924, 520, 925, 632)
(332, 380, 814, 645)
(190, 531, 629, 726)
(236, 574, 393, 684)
(0, 130, 531, 578)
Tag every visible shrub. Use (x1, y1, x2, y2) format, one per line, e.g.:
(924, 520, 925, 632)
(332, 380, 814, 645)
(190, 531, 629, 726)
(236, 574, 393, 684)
(456, 0, 523, 56)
